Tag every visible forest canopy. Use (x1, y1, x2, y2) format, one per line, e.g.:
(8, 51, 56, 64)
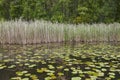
(0, 0, 120, 23)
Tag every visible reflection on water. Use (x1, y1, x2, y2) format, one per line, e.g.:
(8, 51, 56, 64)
(0, 43, 120, 80)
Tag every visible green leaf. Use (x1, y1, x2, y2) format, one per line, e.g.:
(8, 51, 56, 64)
(71, 77, 81, 80)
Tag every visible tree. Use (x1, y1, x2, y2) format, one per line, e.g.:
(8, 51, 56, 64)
(10, 0, 23, 19)
(0, 0, 119, 23)
(0, 0, 12, 20)
(115, 0, 120, 22)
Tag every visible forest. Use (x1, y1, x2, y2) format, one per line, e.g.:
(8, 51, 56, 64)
(0, 0, 120, 23)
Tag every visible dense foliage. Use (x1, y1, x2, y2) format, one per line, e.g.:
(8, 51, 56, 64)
(0, 0, 120, 23)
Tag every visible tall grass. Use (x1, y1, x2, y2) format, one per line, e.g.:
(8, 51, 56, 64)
(0, 20, 120, 44)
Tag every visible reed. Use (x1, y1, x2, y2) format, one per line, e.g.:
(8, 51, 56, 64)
(0, 20, 120, 44)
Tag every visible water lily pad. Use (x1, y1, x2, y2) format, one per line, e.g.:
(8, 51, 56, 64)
(98, 72, 104, 76)
(22, 71, 28, 74)
(22, 78, 29, 80)
(71, 77, 81, 80)
(50, 75, 56, 79)
(11, 77, 21, 80)
(57, 66, 63, 69)
(47, 73, 54, 76)
(30, 74, 38, 80)
(45, 77, 51, 80)
(16, 71, 24, 76)
(8, 65, 16, 69)
(28, 64, 36, 68)
(25, 73, 31, 77)
(37, 69, 44, 73)
(57, 72, 64, 76)
(48, 65, 55, 69)
(0, 66, 6, 70)
(64, 68, 69, 71)
(72, 71, 78, 74)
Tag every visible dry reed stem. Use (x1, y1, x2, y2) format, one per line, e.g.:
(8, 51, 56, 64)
(0, 20, 120, 44)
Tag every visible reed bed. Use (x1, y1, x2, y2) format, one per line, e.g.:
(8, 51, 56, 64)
(0, 20, 120, 44)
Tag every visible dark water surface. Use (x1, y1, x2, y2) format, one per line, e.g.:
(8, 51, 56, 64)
(0, 43, 120, 80)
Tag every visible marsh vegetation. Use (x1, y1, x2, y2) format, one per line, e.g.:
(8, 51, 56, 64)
(0, 21, 120, 44)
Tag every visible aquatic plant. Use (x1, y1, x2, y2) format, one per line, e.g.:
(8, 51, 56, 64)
(0, 43, 120, 80)
(0, 20, 120, 44)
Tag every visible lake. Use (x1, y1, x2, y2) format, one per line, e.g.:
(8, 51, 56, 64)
(0, 43, 120, 80)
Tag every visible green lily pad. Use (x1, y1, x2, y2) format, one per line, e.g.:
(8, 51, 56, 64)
(48, 65, 55, 69)
(64, 68, 69, 71)
(57, 72, 64, 76)
(28, 64, 36, 68)
(22, 78, 29, 80)
(0, 66, 6, 70)
(45, 77, 51, 80)
(71, 77, 81, 80)
(16, 71, 24, 76)
(8, 65, 16, 69)
(10, 77, 21, 80)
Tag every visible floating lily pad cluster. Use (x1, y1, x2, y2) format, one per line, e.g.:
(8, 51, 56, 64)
(0, 43, 120, 80)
